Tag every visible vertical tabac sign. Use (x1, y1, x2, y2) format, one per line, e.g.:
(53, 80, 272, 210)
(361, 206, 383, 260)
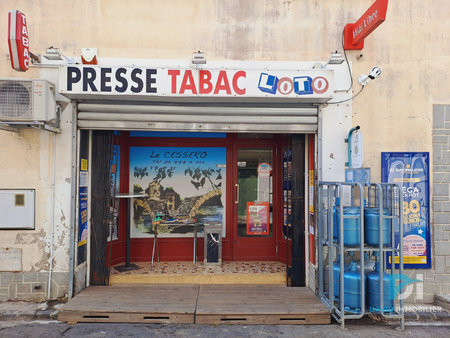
(8, 10, 30, 71)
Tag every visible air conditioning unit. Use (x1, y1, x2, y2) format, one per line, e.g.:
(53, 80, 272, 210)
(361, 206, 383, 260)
(0, 79, 56, 122)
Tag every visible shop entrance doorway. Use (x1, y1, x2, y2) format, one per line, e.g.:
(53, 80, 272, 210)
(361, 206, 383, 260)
(97, 133, 307, 269)
(232, 147, 277, 260)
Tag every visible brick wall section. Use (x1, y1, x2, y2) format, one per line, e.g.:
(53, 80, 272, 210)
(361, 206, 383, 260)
(430, 104, 450, 301)
(0, 272, 68, 302)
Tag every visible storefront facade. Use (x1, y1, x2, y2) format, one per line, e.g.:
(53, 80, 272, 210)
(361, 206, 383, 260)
(0, 0, 449, 304)
(61, 60, 350, 288)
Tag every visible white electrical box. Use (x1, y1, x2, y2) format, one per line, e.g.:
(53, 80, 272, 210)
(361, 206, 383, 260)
(0, 189, 35, 229)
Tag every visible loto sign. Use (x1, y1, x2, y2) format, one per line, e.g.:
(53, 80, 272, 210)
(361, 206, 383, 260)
(344, 0, 389, 50)
(8, 10, 30, 71)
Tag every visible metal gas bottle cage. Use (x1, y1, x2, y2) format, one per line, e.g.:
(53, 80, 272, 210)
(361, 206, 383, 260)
(317, 182, 404, 329)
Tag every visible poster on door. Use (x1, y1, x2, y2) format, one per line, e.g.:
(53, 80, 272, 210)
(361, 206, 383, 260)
(382, 152, 431, 269)
(247, 201, 269, 235)
(129, 147, 226, 238)
(257, 162, 272, 202)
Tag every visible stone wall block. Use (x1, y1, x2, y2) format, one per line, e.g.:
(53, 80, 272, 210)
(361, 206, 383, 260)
(433, 105, 445, 128)
(423, 281, 442, 294)
(433, 202, 450, 212)
(434, 212, 450, 225)
(422, 293, 435, 303)
(0, 272, 14, 288)
(434, 165, 450, 172)
(435, 242, 450, 256)
(51, 272, 68, 287)
(12, 272, 24, 283)
(57, 285, 67, 299)
(434, 184, 449, 197)
(433, 129, 450, 136)
(434, 274, 450, 283)
(433, 172, 446, 183)
(435, 256, 445, 274)
(9, 284, 17, 300)
(443, 151, 450, 165)
(16, 282, 31, 294)
(23, 272, 38, 283)
(434, 196, 449, 202)
(433, 135, 449, 144)
(433, 145, 442, 164)
(38, 272, 49, 283)
(50, 280, 59, 300)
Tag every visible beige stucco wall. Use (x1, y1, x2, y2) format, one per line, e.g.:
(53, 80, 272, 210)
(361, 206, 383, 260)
(2, 0, 448, 172)
(1, 0, 449, 301)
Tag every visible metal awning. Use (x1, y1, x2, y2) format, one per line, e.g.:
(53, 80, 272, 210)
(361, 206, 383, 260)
(76, 102, 318, 133)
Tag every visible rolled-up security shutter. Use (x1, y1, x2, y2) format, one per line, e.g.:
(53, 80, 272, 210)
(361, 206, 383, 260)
(77, 102, 318, 133)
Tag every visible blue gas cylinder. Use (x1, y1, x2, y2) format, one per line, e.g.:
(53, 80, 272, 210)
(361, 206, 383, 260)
(364, 208, 391, 247)
(333, 206, 361, 246)
(333, 261, 342, 300)
(366, 263, 394, 313)
(334, 261, 364, 312)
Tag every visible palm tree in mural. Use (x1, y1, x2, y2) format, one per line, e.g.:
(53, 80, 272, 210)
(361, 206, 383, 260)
(185, 167, 222, 191)
(133, 166, 148, 179)
(151, 166, 176, 184)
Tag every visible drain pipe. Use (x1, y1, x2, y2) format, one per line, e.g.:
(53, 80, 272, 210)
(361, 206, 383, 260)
(67, 104, 78, 299)
(47, 131, 57, 299)
(345, 125, 360, 168)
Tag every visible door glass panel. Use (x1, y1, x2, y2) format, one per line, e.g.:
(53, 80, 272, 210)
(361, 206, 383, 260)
(237, 149, 273, 237)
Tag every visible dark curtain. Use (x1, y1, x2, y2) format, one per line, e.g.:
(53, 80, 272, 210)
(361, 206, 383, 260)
(90, 130, 114, 285)
(290, 134, 306, 286)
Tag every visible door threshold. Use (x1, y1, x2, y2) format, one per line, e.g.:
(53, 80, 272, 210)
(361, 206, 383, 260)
(109, 261, 286, 285)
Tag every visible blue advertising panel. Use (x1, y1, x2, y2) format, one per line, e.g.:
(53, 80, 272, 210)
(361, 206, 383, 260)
(382, 152, 431, 269)
(78, 185, 88, 246)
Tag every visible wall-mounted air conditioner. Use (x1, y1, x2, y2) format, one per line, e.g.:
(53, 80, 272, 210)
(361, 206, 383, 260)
(0, 79, 56, 122)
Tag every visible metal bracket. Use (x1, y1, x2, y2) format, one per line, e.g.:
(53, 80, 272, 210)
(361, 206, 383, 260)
(0, 124, 19, 132)
(0, 121, 61, 133)
(0, 103, 62, 133)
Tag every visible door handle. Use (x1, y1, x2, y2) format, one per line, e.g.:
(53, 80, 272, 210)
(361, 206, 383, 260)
(235, 184, 239, 204)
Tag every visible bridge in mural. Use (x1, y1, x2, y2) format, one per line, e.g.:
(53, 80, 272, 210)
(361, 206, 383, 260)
(133, 188, 222, 220)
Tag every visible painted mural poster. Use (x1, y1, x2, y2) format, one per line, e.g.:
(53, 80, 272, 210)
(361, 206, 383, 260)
(247, 202, 269, 235)
(382, 152, 431, 268)
(130, 147, 226, 238)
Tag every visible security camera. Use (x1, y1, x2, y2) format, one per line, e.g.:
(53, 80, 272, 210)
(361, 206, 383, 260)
(358, 66, 382, 85)
(368, 66, 382, 79)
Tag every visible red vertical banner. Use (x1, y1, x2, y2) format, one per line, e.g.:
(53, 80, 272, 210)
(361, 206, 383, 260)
(8, 10, 30, 71)
(308, 134, 315, 264)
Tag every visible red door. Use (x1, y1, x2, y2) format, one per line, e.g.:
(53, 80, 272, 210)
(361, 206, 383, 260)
(231, 143, 280, 260)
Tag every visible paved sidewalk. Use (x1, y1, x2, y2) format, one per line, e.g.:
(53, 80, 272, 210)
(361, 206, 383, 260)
(0, 300, 449, 323)
(0, 301, 63, 320)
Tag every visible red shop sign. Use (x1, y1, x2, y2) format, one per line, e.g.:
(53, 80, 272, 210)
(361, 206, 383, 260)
(8, 10, 30, 71)
(344, 0, 389, 50)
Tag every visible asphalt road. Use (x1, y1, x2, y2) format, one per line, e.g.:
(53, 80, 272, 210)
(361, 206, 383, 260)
(0, 321, 449, 338)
